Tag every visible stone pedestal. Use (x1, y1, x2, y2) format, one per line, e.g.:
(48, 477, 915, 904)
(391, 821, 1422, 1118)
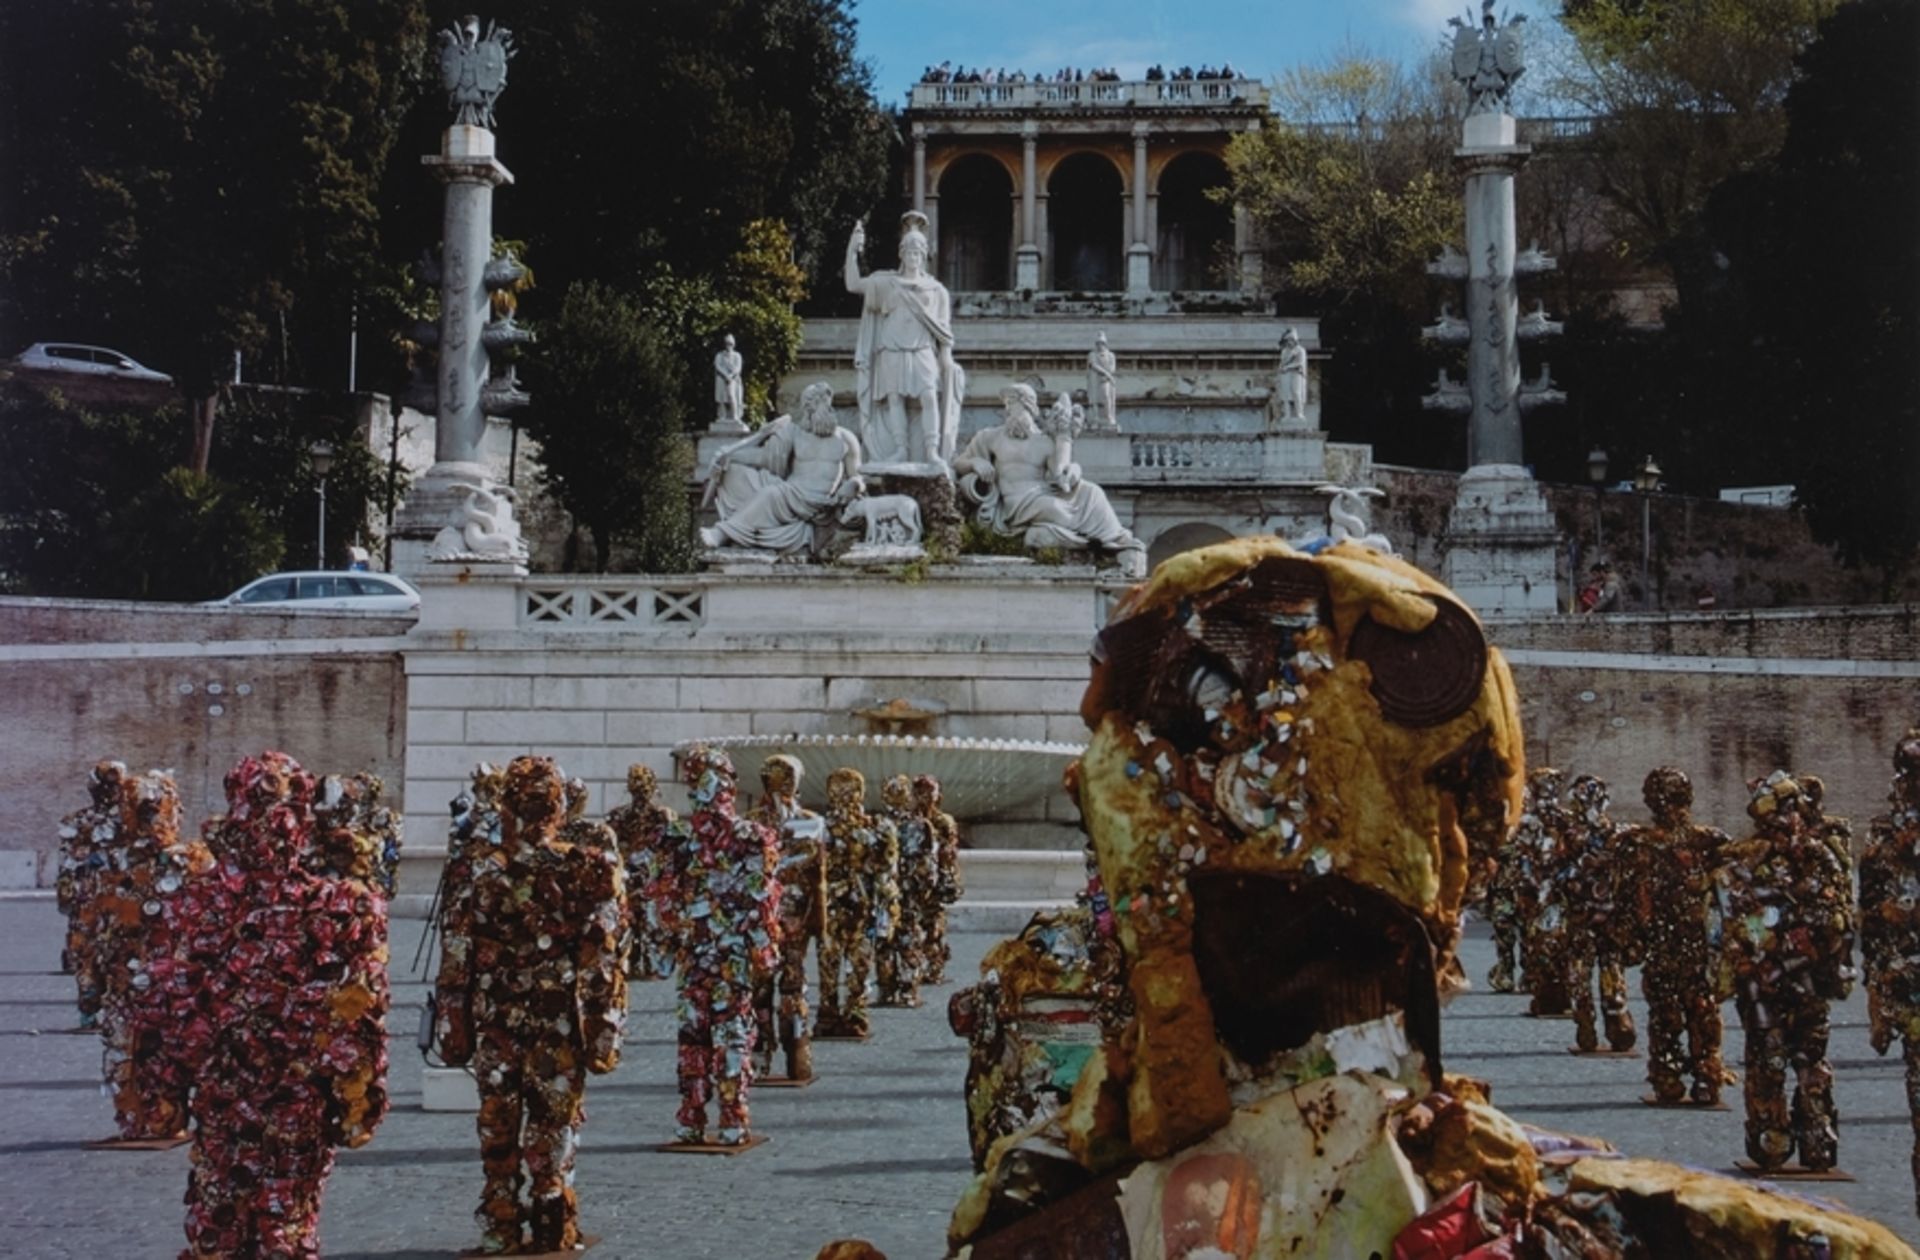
(1442, 464, 1560, 615)
(1126, 244, 1152, 296)
(391, 462, 529, 578)
(1015, 245, 1041, 291)
(865, 463, 961, 558)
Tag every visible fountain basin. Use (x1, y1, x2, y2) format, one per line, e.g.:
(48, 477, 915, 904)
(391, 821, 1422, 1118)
(671, 733, 1084, 820)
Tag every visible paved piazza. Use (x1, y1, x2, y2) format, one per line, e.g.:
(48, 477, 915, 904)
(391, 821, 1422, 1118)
(2, 898, 1917, 1256)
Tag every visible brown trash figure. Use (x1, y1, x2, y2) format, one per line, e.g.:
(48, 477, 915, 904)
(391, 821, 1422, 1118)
(877, 774, 932, 1007)
(1560, 775, 1638, 1053)
(750, 754, 826, 1081)
(434, 755, 630, 1254)
(609, 764, 678, 980)
(1516, 768, 1574, 1015)
(1860, 728, 1920, 1210)
(1620, 767, 1730, 1103)
(916, 774, 963, 984)
(1484, 776, 1547, 994)
(56, 760, 128, 1027)
(1715, 770, 1857, 1173)
(91, 769, 210, 1140)
(815, 768, 901, 1038)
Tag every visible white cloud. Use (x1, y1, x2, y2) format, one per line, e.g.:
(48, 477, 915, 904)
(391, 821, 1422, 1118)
(1401, 0, 1470, 31)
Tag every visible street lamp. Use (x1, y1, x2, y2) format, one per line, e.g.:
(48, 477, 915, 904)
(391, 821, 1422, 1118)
(1634, 454, 1662, 608)
(1586, 446, 1609, 554)
(309, 439, 336, 569)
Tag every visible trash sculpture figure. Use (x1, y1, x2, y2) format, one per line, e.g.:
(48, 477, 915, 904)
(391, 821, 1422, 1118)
(749, 754, 826, 1081)
(1716, 770, 1857, 1173)
(916, 773, 963, 985)
(815, 768, 900, 1039)
(1620, 766, 1729, 1104)
(56, 760, 127, 1027)
(877, 774, 933, 1007)
(165, 752, 390, 1259)
(1862, 728, 1920, 1212)
(608, 764, 677, 980)
(657, 744, 781, 1143)
(1560, 774, 1637, 1053)
(434, 755, 628, 1253)
(1517, 767, 1574, 1015)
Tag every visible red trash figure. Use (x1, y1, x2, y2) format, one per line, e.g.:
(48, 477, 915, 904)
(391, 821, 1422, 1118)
(658, 744, 781, 1144)
(160, 752, 390, 1259)
(434, 755, 629, 1253)
(749, 754, 826, 1082)
(608, 764, 678, 980)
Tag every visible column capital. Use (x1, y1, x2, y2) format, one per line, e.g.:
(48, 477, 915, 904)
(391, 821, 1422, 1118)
(1132, 121, 1151, 141)
(1021, 119, 1040, 140)
(911, 121, 928, 140)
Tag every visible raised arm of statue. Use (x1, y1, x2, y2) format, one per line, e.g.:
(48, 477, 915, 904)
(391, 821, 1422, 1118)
(835, 430, 866, 502)
(844, 221, 868, 297)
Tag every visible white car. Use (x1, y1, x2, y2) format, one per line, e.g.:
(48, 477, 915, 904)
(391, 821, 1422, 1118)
(214, 571, 421, 613)
(11, 342, 173, 384)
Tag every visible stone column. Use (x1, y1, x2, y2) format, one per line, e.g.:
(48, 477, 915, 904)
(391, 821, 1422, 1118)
(912, 126, 927, 214)
(1016, 122, 1041, 290)
(1459, 112, 1527, 469)
(424, 124, 513, 473)
(1126, 123, 1152, 296)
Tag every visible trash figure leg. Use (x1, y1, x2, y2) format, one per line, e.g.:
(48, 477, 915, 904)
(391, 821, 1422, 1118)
(675, 964, 717, 1142)
(1788, 1000, 1838, 1172)
(251, 1091, 336, 1260)
(1685, 984, 1726, 1104)
(1600, 954, 1636, 1051)
(1642, 967, 1687, 1102)
(750, 966, 778, 1077)
(472, 1036, 529, 1252)
(815, 928, 846, 1035)
(927, 904, 951, 985)
(778, 930, 813, 1080)
(846, 930, 875, 1036)
(1567, 937, 1599, 1051)
(1488, 916, 1518, 993)
(522, 1046, 587, 1252)
(713, 970, 756, 1142)
(1739, 998, 1793, 1169)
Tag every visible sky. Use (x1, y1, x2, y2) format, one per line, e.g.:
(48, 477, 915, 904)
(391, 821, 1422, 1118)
(852, 0, 1561, 105)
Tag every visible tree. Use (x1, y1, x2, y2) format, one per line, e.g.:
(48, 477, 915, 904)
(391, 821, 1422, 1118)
(1224, 54, 1465, 466)
(1549, 0, 1842, 306)
(521, 282, 695, 573)
(1697, 0, 1919, 591)
(0, 0, 430, 472)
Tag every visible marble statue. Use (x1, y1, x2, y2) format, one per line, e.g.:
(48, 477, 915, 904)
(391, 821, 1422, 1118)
(839, 494, 924, 548)
(845, 212, 965, 468)
(1317, 484, 1394, 553)
(427, 483, 529, 563)
(701, 381, 865, 554)
(436, 15, 515, 129)
(713, 333, 747, 433)
(1086, 331, 1118, 431)
(1272, 327, 1308, 428)
(954, 383, 1145, 578)
(1449, 0, 1527, 115)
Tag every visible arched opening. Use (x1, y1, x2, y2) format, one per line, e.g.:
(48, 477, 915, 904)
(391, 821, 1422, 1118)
(1155, 151, 1234, 291)
(1047, 152, 1124, 292)
(937, 155, 1014, 292)
(1147, 521, 1236, 572)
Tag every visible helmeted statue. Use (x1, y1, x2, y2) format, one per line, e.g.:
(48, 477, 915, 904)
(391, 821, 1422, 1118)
(714, 333, 747, 432)
(845, 212, 965, 468)
(1449, 0, 1527, 115)
(437, 15, 515, 129)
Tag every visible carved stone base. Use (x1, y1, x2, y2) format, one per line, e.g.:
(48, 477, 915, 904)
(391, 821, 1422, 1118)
(1442, 464, 1560, 615)
(866, 466, 961, 557)
(838, 543, 927, 568)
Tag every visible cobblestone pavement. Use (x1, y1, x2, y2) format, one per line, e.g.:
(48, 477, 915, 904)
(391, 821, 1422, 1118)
(2, 898, 1916, 1257)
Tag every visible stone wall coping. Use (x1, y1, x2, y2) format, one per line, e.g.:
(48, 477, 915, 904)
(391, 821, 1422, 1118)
(1485, 604, 1920, 628)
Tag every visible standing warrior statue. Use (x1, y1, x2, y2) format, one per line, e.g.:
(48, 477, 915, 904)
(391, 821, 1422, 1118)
(749, 754, 827, 1083)
(1086, 331, 1118, 431)
(1449, 0, 1527, 114)
(437, 14, 515, 129)
(1620, 767, 1731, 1105)
(434, 755, 628, 1253)
(607, 765, 678, 981)
(659, 745, 781, 1145)
(815, 768, 901, 1039)
(713, 333, 747, 432)
(1859, 729, 1920, 1210)
(846, 212, 965, 468)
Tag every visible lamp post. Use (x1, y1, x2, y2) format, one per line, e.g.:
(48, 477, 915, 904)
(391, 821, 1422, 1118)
(309, 440, 336, 569)
(1634, 454, 1662, 609)
(1586, 447, 1609, 555)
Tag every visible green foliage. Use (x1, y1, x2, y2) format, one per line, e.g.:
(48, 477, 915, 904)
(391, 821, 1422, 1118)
(0, 382, 285, 600)
(522, 281, 696, 573)
(639, 220, 809, 425)
(958, 520, 1029, 558)
(0, 0, 432, 461)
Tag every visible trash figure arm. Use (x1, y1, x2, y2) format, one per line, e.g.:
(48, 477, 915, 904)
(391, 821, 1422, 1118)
(573, 846, 631, 1075)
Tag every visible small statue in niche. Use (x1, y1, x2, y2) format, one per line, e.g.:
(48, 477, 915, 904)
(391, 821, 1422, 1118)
(713, 332, 747, 432)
